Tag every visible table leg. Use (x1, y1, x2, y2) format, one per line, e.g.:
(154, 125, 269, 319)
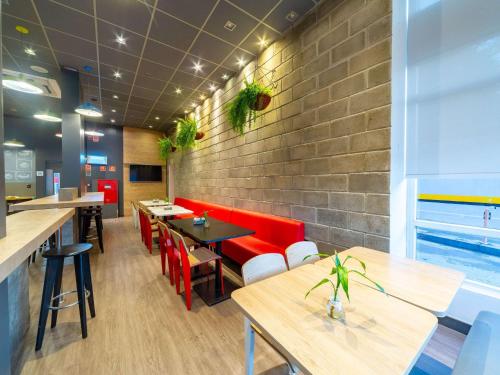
(0, 278, 12, 375)
(214, 241, 222, 296)
(244, 317, 255, 375)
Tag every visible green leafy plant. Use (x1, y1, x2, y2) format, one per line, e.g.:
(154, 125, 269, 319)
(158, 137, 174, 160)
(176, 117, 198, 149)
(227, 80, 272, 135)
(305, 252, 385, 302)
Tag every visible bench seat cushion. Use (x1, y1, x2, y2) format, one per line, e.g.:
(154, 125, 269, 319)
(222, 236, 283, 265)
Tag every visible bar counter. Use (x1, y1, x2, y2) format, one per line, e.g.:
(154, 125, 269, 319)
(9, 192, 104, 211)
(0, 208, 74, 375)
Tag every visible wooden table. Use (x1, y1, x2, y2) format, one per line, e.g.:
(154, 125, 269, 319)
(0, 208, 75, 375)
(147, 205, 193, 218)
(167, 217, 254, 305)
(139, 199, 170, 207)
(315, 247, 465, 316)
(232, 264, 438, 375)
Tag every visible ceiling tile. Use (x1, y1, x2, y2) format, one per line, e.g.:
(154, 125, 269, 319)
(221, 48, 254, 71)
(131, 86, 160, 101)
(170, 71, 205, 90)
(207, 66, 236, 85)
(95, 0, 152, 35)
(2, 0, 38, 22)
(3, 37, 56, 67)
(142, 39, 185, 69)
(54, 0, 94, 14)
(137, 60, 175, 82)
(101, 89, 128, 103)
(264, 0, 316, 32)
(47, 29, 97, 60)
(149, 11, 198, 50)
(240, 23, 281, 55)
(35, 0, 95, 41)
(189, 32, 234, 64)
(56, 51, 96, 73)
(98, 45, 139, 71)
(228, 0, 280, 19)
(100, 77, 132, 94)
(135, 75, 166, 92)
(2, 15, 50, 48)
(97, 20, 145, 57)
(203, 1, 258, 46)
(155, 0, 216, 28)
(99, 64, 135, 85)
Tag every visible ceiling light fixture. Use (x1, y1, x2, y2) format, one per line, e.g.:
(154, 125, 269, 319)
(199, 94, 206, 100)
(111, 109, 116, 113)
(184, 110, 188, 114)
(191, 102, 196, 108)
(33, 112, 62, 122)
(110, 119, 116, 123)
(173, 120, 178, 123)
(112, 94, 119, 99)
(75, 102, 103, 117)
(116, 34, 126, 45)
(221, 73, 229, 80)
(24, 47, 36, 56)
(85, 130, 104, 137)
(208, 84, 217, 92)
(3, 75, 43, 95)
(257, 36, 269, 48)
(155, 116, 160, 120)
(175, 87, 182, 94)
(193, 61, 203, 73)
(224, 20, 237, 31)
(148, 125, 153, 128)
(55, 133, 62, 138)
(113, 71, 122, 79)
(30, 65, 48, 74)
(286, 10, 299, 22)
(236, 57, 246, 67)
(3, 139, 25, 148)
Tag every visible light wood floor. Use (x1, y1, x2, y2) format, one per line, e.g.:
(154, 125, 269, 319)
(15, 217, 465, 374)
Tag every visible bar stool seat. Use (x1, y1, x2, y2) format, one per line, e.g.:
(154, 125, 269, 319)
(35, 243, 96, 351)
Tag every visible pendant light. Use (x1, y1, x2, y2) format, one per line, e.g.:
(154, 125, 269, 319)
(75, 101, 103, 117)
(3, 74, 43, 95)
(84, 130, 104, 137)
(34, 112, 62, 122)
(3, 139, 25, 147)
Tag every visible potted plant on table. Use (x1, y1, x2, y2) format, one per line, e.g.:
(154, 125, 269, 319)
(227, 80, 272, 135)
(305, 252, 384, 320)
(158, 136, 175, 160)
(176, 117, 201, 149)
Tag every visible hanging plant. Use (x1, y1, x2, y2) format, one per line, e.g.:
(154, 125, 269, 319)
(227, 80, 272, 135)
(158, 136, 175, 160)
(176, 117, 198, 149)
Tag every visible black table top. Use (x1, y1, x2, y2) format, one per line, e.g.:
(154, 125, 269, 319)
(166, 217, 255, 244)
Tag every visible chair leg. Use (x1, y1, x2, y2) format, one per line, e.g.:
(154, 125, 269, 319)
(174, 259, 181, 295)
(50, 258, 64, 328)
(167, 249, 174, 286)
(95, 215, 104, 253)
(218, 259, 225, 295)
(35, 259, 58, 351)
(183, 269, 192, 311)
(74, 255, 88, 339)
(160, 247, 166, 275)
(244, 317, 255, 375)
(83, 253, 96, 318)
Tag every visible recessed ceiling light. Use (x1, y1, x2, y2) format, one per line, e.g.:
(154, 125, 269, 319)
(4, 139, 25, 148)
(175, 87, 182, 95)
(30, 65, 48, 74)
(33, 112, 62, 122)
(116, 34, 126, 45)
(221, 73, 229, 80)
(193, 61, 203, 73)
(286, 10, 299, 22)
(224, 20, 237, 31)
(55, 133, 62, 138)
(24, 47, 36, 56)
(15, 25, 29, 35)
(191, 102, 196, 108)
(111, 109, 116, 113)
(148, 125, 153, 128)
(173, 119, 178, 123)
(155, 116, 160, 120)
(199, 94, 206, 100)
(236, 57, 246, 67)
(258, 36, 269, 48)
(113, 70, 122, 79)
(184, 110, 188, 114)
(208, 84, 217, 92)
(110, 119, 116, 123)
(85, 130, 104, 137)
(112, 94, 119, 99)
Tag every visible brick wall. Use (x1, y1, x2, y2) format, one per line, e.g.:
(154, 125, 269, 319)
(173, 0, 392, 252)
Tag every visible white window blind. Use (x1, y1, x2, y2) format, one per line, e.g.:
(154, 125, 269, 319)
(406, 0, 500, 175)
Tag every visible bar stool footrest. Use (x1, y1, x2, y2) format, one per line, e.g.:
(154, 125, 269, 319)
(49, 289, 91, 311)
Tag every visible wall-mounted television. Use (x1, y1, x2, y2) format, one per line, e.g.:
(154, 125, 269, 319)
(129, 164, 162, 182)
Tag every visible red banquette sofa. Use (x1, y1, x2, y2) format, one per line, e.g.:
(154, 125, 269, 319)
(173, 197, 305, 265)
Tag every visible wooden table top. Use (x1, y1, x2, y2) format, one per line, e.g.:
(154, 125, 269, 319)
(232, 264, 437, 375)
(0, 208, 74, 282)
(10, 192, 104, 211)
(167, 217, 254, 244)
(315, 247, 465, 317)
(147, 205, 193, 217)
(139, 199, 170, 207)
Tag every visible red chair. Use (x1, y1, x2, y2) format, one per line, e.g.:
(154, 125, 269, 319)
(170, 230, 224, 311)
(139, 208, 158, 254)
(158, 221, 175, 285)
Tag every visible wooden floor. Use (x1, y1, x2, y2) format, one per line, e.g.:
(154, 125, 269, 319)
(15, 217, 465, 374)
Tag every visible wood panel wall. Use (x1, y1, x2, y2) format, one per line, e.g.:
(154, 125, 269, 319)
(123, 127, 166, 216)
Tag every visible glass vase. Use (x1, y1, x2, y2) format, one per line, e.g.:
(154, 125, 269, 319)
(326, 295, 345, 320)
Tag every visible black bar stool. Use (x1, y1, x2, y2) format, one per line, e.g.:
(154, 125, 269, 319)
(35, 243, 96, 351)
(80, 206, 104, 253)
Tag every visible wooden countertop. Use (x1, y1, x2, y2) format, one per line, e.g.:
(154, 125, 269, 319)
(10, 192, 104, 212)
(232, 264, 437, 375)
(0, 208, 74, 283)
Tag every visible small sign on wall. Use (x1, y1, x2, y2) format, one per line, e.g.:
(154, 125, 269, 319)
(99, 166, 106, 172)
(36, 170, 44, 177)
(109, 165, 116, 172)
(85, 164, 92, 177)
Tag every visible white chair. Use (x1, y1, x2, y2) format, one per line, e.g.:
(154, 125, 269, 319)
(285, 241, 319, 269)
(241, 253, 297, 375)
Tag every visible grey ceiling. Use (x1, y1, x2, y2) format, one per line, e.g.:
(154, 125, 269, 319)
(2, 0, 318, 131)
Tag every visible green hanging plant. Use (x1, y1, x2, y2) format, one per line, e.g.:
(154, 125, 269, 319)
(176, 117, 198, 149)
(158, 136, 175, 160)
(227, 80, 272, 135)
